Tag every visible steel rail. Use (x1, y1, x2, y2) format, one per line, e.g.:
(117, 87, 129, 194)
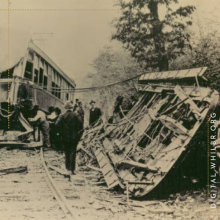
(40, 148, 78, 220)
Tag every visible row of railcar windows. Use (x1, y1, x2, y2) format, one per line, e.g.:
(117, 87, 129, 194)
(24, 61, 71, 101)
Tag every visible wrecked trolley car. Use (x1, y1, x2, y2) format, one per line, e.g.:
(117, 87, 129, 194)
(80, 67, 219, 197)
(0, 41, 75, 145)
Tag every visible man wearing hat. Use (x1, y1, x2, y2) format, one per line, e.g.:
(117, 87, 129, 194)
(73, 98, 79, 111)
(28, 105, 51, 148)
(56, 101, 81, 175)
(89, 100, 102, 126)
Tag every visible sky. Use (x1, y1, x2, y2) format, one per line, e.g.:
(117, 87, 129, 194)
(0, 0, 220, 87)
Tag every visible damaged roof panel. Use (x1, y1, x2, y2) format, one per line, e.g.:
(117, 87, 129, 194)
(139, 67, 208, 82)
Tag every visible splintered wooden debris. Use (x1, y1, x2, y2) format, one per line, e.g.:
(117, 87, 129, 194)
(79, 68, 219, 197)
(0, 166, 28, 174)
(92, 146, 124, 189)
(48, 165, 70, 176)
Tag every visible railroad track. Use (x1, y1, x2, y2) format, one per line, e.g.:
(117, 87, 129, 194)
(0, 147, 133, 220)
(0, 147, 107, 220)
(42, 148, 126, 220)
(0, 147, 202, 220)
(0, 147, 68, 220)
(40, 148, 78, 220)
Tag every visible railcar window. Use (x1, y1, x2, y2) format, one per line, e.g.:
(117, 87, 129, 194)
(0, 68, 13, 79)
(55, 84, 58, 97)
(43, 76, 48, 90)
(0, 83, 11, 102)
(57, 86, 61, 99)
(34, 69, 38, 83)
(52, 82, 55, 95)
(24, 61, 33, 80)
(50, 74, 72, 100)
(39, 68, 44, 86)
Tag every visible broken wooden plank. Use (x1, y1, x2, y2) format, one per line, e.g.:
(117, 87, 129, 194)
(128, 181, 154, 185)
(110, 195, 125, 199)
(24, 141, 43, 148)
(159, 97, 188, 116)
(174, 85, 201, 114)
(131, 207, 174, 214)
(94, 197, 112, 203)
(90, 181, 106, 186)
(17, 131, 33, 141)
(87, 165, 101, 172)
(159, 115, 189, 136)
(0, 141, 24, 146)
(0, 166, 27, 174)
(120, 160, 158, 173)
(78, 146, 95, 159)
(47, 155, 65, 163)
(92, 146, 124, 189)
(48, 165, 69, 176)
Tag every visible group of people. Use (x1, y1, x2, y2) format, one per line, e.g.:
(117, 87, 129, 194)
(28, 99, 102, 176)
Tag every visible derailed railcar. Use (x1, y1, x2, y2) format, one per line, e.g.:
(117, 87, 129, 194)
(80, 67, 219, 197)
(0, 41, 76, 145)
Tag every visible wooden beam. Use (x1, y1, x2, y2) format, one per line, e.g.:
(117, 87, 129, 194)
(159, 97, 188, 116)
(48, 165, 69, 176)
(128, 181, 154, 185)
(24, 141, 43, 148)
(78, 146, 95, 159)
(174, 85, 200, 113)
(159, 115, 189, 136)
(0, 142, 24, 146)
(87, 165, 101, 172)
(120, 160, 158, 173)
(17, 131, 33, 140)
(0, 166, 27, 174)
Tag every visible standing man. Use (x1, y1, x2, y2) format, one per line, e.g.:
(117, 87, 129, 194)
(73, 99, 79, 111)
(56, 101, 80, 175)
(89, 100, 102, 127)
(28, 105, 51, 148)
(47, 106, 57, 149)
(77, 102, 84, 139)
(49, 107, 62, 150)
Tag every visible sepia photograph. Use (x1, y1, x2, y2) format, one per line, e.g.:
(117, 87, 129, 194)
(0, 0, 220, 219)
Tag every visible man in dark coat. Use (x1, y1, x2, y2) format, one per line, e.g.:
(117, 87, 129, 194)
(73, 99, 79, 111)
(89, 100, 102, 127)
(77, 102, 84, 139)
(47, 106, 57, 149)
(56, 101, 80, 175)
(54, 107, 62, 151)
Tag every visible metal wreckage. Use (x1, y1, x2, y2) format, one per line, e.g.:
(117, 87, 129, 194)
(79, 67, 219, 198)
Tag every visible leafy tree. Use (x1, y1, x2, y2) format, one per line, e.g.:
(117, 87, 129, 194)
(90, 46, 143, 85)
(81, 46, 143, 121)
(112, 0, 196, 71)
(170, 31, 220, 93)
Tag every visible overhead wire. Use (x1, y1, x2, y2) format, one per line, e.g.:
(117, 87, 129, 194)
(21, 71, 147, 93)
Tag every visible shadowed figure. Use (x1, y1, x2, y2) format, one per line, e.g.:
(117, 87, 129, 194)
(56, 101, 81, 175)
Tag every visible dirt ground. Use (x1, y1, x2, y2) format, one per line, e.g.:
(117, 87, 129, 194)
(0, 148, 219, 220)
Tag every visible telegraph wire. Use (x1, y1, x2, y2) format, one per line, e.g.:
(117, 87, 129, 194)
(23, 71, 148, 92)
(25, 64, 220, 94)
